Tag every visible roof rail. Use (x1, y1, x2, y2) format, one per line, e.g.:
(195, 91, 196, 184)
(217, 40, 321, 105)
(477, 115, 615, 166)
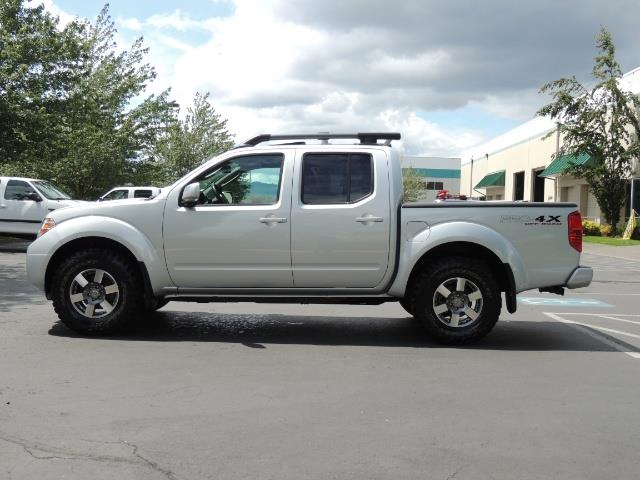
(238, 132, 401, 147)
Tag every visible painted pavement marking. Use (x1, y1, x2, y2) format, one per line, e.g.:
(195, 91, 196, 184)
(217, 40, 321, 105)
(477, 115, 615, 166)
(518, 297, 613, 308)
(544, 312, 640, 360)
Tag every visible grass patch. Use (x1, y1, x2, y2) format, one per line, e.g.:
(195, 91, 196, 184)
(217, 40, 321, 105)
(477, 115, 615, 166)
(583, 235, 640, 246)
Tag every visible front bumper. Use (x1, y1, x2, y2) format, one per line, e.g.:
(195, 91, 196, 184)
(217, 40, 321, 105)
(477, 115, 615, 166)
(26, 252, 48, 292)
(566, 266, 593, 289)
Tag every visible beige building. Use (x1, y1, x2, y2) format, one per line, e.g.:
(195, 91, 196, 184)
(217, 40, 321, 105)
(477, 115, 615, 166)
(460, 67, 640, 224)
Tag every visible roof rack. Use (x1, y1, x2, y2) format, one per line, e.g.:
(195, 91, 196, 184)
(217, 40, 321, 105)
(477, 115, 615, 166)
(237, 132, 401, 148)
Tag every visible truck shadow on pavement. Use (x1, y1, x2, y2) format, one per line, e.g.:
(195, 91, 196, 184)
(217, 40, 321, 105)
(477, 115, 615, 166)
(0, 259, 48, 312)
(48, 310, 627, 352)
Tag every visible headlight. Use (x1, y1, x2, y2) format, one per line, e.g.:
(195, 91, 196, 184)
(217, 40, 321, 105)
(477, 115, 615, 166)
(38, 217, 56, 237)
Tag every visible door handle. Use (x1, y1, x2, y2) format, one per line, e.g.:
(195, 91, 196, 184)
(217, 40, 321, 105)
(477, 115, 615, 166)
(259, 216, 287, 223)
(356, 215, 384, 223)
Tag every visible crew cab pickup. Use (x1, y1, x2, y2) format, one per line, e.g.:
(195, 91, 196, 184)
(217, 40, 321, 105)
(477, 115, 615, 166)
(26, 133, 593, 344)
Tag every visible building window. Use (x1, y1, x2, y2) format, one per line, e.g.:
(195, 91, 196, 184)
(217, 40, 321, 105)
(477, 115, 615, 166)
(513, 171, 524, 200)
(532, 168, 546, 202)
(425, 181, 444, 190)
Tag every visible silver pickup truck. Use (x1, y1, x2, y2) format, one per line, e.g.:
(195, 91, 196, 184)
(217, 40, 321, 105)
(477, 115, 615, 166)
(26, 133, 592, 344)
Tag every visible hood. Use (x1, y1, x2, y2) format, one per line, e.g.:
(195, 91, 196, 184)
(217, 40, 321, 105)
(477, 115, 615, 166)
(47, 196, 164, 224)
(47, 199, 90, 210)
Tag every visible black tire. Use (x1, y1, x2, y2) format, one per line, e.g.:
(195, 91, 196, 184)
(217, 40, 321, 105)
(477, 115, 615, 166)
(51, 248, 144, 334)
(398, 298, 414, 316)
(149, 298, 170, 311)
(409, 256, 501, 345)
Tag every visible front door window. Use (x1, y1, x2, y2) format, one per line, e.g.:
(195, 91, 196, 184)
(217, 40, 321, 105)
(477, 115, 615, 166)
(189, 154, 284, 206)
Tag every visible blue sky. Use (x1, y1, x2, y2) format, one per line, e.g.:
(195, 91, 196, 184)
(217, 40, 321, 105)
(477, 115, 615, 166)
(55, 0, 234, 22)
(44, 0, 640, 157)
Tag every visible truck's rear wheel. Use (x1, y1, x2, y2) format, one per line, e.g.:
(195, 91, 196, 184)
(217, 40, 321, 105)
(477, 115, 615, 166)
(410, 257, 501, 345)
(51, 249, 143, 334)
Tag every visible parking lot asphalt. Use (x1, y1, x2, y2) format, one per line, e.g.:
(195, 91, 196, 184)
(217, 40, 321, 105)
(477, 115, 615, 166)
(1, 241, 639, 480)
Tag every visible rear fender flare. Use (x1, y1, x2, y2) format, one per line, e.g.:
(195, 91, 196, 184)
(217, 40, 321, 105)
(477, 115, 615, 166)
(388, 221, 527, 297)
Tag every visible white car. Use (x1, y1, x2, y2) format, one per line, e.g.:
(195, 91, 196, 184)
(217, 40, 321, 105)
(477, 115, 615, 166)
(98, 186, 161, 202)
(0, 177, 86, 236)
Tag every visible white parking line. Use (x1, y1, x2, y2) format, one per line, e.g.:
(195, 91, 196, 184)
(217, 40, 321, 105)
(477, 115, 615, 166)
(544, 312, 640, 360)
(553, 313, 640, 317)
(596, 315, 640, 326)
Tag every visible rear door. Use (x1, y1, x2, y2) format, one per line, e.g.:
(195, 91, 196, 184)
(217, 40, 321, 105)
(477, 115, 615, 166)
(290, 149, 391, 288)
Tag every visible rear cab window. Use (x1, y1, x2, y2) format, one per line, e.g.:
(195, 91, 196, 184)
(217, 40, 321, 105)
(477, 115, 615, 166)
(301, 153, 373, 204)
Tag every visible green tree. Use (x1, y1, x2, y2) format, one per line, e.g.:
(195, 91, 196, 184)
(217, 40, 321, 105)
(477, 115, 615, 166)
(0, 2, 179, 199)
(538, 28, 640, 234)
(402, 167, 425, 202)
(0, 0, 86, 174)
(48, 6, 178, 198)
(153, 92, 234, 182)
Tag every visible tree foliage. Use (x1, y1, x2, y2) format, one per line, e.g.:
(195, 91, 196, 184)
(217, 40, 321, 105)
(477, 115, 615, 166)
(0, 0, 86, 173)
(402, 167, 425, 202)
(0, 1, 234, 199)
(153, 92, 234, 182)
(538, 28, 640, 233)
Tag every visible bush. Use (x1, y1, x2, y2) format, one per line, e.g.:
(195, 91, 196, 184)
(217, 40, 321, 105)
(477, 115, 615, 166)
(599, 224, 613, 237)
(582, 220, 601, 236)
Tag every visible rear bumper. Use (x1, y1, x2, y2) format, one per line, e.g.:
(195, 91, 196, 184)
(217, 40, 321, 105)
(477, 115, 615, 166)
(566, 266, 593, 289)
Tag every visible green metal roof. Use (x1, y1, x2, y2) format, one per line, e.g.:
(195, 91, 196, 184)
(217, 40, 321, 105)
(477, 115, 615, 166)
(540, 152, 593, 177)
(403, 168, 461, 179)
(475, 170, 505, 189)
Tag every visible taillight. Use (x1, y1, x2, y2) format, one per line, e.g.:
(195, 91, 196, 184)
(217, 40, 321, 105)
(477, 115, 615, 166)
(568, 211, 582, 252)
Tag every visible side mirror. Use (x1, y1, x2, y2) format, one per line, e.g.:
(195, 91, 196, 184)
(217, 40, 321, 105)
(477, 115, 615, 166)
(181, 182, 201, 207)
(27, 192, 42, 202)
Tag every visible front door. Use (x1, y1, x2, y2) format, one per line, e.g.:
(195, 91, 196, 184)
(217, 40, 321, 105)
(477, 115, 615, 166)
(0, 180, 47, 234)
(290, 150, 391, 288)
(163, 151, 293, 289)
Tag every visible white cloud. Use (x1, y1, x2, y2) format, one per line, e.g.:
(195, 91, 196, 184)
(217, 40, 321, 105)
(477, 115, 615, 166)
(45, 0, 640, 156)
(39, 0, 76, 27)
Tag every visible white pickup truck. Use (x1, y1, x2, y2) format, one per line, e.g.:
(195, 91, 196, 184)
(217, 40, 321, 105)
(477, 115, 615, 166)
(0, 177, 86, 236)
(26, 133, 593, 344)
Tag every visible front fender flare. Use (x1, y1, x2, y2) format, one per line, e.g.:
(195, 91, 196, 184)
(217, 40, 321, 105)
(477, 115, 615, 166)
(28, 216, 173, 295)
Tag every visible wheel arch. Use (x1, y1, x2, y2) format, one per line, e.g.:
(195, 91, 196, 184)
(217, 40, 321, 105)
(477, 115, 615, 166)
(44, 236, 153, 301)
(402, 241, 518, 313)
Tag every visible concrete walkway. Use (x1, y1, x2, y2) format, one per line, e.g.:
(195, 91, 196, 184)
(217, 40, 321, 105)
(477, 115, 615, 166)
(583, 242, 640, 262)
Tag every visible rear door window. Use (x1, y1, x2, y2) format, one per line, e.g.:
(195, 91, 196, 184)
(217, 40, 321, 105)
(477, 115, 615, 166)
(301, 153, 373, 204)
(134, 189, 153, 198)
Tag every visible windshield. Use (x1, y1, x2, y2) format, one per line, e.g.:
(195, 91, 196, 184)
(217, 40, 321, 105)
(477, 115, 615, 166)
(32, 180, 72, 200)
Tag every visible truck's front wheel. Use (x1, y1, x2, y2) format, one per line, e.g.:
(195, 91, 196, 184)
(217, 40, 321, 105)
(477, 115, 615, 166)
(410, 257, 501, 345)
(51, 249, 143, 334)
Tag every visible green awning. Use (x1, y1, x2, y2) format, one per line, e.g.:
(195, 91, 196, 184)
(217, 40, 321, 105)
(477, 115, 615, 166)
(540, 152, 593, 177)
(475, 170, 505, 189)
